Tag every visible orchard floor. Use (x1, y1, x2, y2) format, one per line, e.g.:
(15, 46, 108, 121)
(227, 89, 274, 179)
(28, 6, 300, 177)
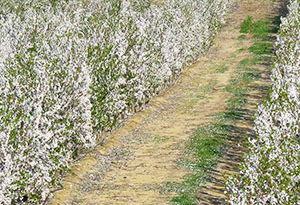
(48, 0, 281, 204)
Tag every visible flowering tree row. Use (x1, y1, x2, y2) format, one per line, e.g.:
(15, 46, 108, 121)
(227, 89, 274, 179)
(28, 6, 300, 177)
(226, 0, 300, 204)
(0, 0, 229, 204)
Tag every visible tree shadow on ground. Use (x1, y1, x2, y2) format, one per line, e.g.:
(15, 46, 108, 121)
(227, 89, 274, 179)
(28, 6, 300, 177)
(195, 1, 290, 203)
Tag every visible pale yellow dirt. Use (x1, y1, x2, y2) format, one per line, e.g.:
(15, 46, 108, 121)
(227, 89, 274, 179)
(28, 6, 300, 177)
(48, 0, 279, 204)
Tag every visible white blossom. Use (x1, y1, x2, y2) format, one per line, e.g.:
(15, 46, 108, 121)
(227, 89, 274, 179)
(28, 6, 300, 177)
(0, 0, 229, 203)
(226, 1, 300, 204)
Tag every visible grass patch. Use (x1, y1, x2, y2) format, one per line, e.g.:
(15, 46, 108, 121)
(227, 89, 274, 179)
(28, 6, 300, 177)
(167, 123, 229, 205)
(172, 193, 197, 205)
(225, 82, 248, 96)
(170, 15, 277, 205)
(240, 16, 254, 33)
(188, 127, 226, 170)
(234, 66, 260, 85)
(240, 15, 279, 56)
(240, 16, 272, 38)
(176, 125, 228, 171)
(240, 70, 260, 83)
(239, 58, 260, 66)
(217, 109, 243, 122)
(238, 34, 246, 40)
(251, 20, 271, 38)
(227, 95, 248, 109)
(215, 66, 228, 73)
(248, 41, 273, 55)
(220, 65, 260, 122)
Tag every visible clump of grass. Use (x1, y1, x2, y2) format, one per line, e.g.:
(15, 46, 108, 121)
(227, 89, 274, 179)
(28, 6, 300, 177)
(227, 95, 248, 109)
(240, 16, 272, 38)
(220, 63, 260, 122)
(238, 34, 246, 40)
(168, 123, 229, 205)
(251, 20, 271, 38)
(225, 82, 248, 96)
(188, 127, 226, 169)
(218, 109, 243, 122)
(239, 58, 260, 66)
(240, 16, 254, 33)
(172, 193, 197, 205)
(248, 41, 273, 55)
(235, 66, 260, 85)
(240, 69, 260, 83)
(215, 66, 228, 73)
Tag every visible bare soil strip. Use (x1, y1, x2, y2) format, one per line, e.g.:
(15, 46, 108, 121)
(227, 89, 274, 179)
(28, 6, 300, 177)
(48, 0, 279, 204)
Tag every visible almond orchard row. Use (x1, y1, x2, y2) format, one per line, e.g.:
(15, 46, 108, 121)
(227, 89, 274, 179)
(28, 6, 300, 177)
(226, 0, 300, 204)
(0, 0, 229, 203)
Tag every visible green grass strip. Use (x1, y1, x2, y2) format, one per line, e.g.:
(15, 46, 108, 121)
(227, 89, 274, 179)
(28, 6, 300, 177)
(169, 15, 278, 205)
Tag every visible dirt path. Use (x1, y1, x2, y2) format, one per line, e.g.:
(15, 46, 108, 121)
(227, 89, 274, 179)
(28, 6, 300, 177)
(48, 0, 278, 204)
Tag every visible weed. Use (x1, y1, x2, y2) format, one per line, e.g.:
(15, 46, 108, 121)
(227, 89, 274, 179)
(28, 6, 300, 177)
(171, 193, 197, 205)
(248, 41, 273, 55)
(168, 124, 228, 205)
(237, 48, 247, 53)
(251, 20, 271, 38)
(227, 96, 248, 109)
(240, 16, 272, 38)
(240, 16, 254, 33)
(239, 58, 260, 66)
(238, 34, 246, 39)
(225, 83, 248, 96)
(215, 66, 228, 73)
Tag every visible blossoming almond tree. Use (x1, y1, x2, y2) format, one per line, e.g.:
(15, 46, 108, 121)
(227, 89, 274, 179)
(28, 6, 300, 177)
(0, 0, 229, 204)
(226, 0, 300, 204)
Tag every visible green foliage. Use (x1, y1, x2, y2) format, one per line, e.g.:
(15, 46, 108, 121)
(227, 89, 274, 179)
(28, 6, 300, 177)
(192, 127, 225, 158)
(240, 16, 273, 38)
(251, 20, 271, 38)
(238, 34, 246, 39)
(171, 192, 197, 205)
(170, 124, 228, 205)
(220, 60, 260, 122)
(240, 16, 254, 33)
(0, 0, 231, 203)
(248, 41, 273, 55)
(239, 58, 260, 65)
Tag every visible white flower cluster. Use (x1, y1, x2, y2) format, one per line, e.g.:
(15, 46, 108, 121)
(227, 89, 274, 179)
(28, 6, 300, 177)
(0, 0, 229, 204)
(226, 0, 300, 204)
